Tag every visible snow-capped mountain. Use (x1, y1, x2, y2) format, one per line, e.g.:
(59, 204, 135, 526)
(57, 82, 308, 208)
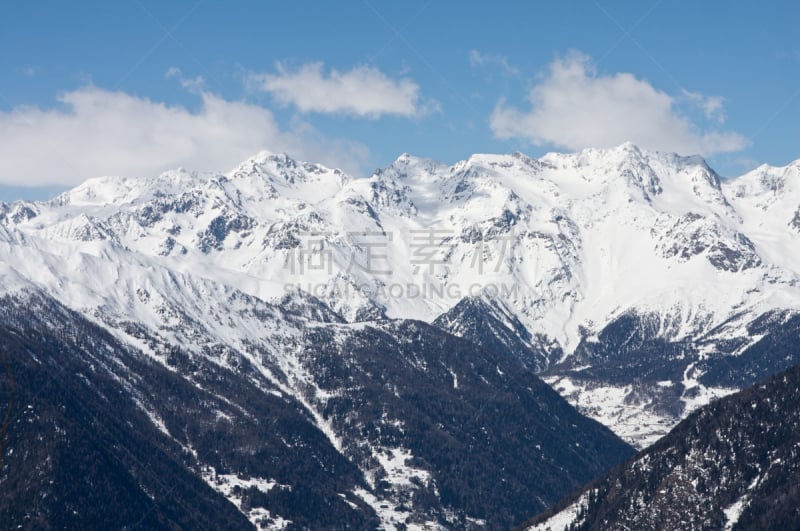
(3, 143, 799, 449)
(4, 143, 800, 527)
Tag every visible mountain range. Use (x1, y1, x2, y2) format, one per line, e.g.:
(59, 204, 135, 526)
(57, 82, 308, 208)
(1, 143, 800, 528)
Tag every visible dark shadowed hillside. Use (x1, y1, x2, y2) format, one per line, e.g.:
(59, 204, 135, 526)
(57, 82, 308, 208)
(524, 362, 800, 531)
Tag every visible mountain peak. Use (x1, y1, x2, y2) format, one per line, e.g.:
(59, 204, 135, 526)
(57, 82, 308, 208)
(375, 152, 445, 181)
(231, 150, 297, 173)
(390, 152, 441, 168)
(53, 168, 203, 208)
(725, 158, 800, 199)
(613, 140, 643, 155)
(585, 141, 644, 159)
(228, 151, 348, 193)
(569, 142, 713, 171)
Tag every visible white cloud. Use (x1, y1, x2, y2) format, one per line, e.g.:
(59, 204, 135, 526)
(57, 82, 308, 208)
(469, 50, 519, 76)
(490, 52, 748, 156)
(0, 86, 369, 187)
(250, 62, 430, 118)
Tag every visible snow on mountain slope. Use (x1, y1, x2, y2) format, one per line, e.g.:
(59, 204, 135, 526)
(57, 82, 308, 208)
(2, 143, 800, 447)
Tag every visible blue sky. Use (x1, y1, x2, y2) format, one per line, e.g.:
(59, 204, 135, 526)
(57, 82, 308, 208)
(1, 1, 799, 199)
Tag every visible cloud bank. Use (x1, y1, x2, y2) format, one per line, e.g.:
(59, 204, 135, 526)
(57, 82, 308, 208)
(0, 87, 369, 187)
(490, 52, 747, 156)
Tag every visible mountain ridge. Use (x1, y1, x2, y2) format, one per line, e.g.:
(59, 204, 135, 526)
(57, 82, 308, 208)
(2, 142, 800, 449)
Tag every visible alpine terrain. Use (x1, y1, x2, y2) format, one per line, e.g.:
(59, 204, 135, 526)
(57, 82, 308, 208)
(1, 142, 800, 528)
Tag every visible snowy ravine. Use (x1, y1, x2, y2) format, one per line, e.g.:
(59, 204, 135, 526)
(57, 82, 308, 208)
(2, 141, 800, 449)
